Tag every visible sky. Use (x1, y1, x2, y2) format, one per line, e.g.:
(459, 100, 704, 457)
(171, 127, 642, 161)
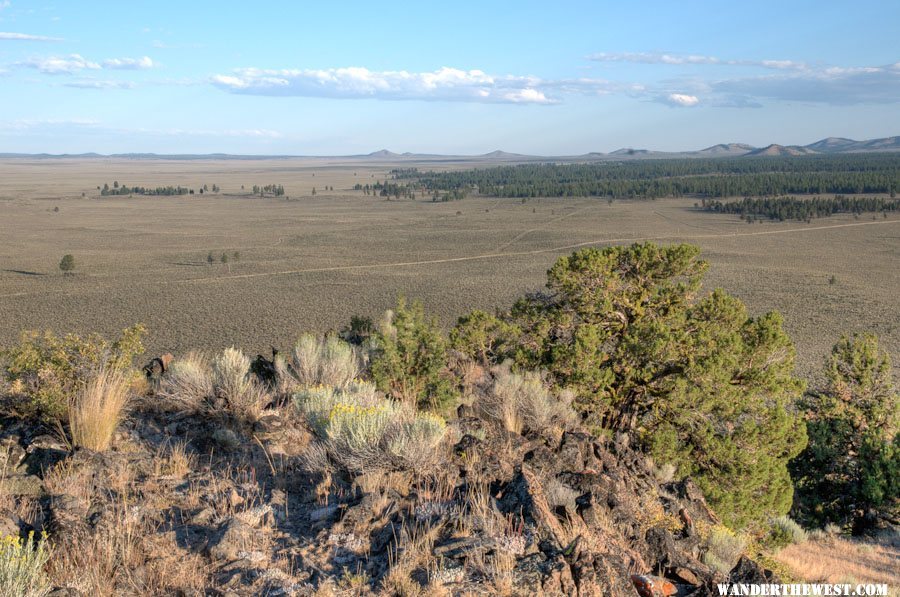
(0, 1, 898, 155)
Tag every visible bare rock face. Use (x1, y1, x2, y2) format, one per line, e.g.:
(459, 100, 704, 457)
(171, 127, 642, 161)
(0, 373, 780, 595)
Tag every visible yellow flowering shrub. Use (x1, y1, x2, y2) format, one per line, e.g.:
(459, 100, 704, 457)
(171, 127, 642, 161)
(0, 532, 51, 597)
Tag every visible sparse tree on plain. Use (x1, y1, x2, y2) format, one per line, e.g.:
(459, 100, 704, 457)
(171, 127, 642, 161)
(207, 252, 215, 266)
(59, 254, 76, 275)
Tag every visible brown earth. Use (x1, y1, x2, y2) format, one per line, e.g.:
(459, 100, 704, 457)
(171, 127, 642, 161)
(0, 158, 898, 382)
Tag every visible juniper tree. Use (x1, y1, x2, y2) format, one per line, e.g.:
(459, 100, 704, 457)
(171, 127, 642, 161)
(370, 297, 456, 412)
(59, 254, 76, 275)
(453, 243, 807, 527)
(792, 334, 899, 532)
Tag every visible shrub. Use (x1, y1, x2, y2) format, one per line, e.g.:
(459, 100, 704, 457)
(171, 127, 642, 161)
(278, 334, 359, 392)
(476, 364, 575, 436)
(212, 347, 270, 423)
(792, 333, 899, 532)
(296, 382, 446, 473)
(453, 243, 807, 528)
(370, 297, 456, 411)
(767, 515, 809, 549)
(158, 352, 213, 413)
(0, 532, 51, 597)
(2, 325, 145, 422)
(340, 315, 375, 346)
(69, 368, 131, 451)
(450, 310, 519, 363)
(703, 525, 747, 574)
(58, 254, 75, 275)
(159, 348, 269, 423)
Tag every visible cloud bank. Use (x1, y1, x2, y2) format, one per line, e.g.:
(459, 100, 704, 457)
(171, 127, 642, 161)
(102, 56, 155, 70)
(211, 66, 557, 104)
(0, 31, 63, 41)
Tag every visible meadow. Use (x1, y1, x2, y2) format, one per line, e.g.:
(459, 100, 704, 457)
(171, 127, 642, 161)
(0, 157, 897, 379)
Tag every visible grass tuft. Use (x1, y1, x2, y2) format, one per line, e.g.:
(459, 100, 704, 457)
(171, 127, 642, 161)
(69, 368, 131, 451)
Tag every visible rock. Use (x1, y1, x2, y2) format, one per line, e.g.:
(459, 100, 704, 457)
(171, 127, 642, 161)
(191, 507, 216, 526)
(433, 536, 485, 558)
(308, 505, 339, 523)
(208, 518, 255, 562)
(0, 509, 25, 538)
(644, 526, 679, 569)
(0, 473, 43, 497)
(541, 554, 577, 596)
(254, 414, 283, 435)
(0, 440, 27, 473)
(670, 566, 703, 586)
(23, 434, 68, 475)
(729, 556, 776, 583)
(631, 573, 678, 597)
(227, 488, 244, 509)
(49, 494, 90, 536)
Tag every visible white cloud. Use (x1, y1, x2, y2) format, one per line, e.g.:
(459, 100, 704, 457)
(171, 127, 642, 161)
(64, 79, 135, 89)
(591, 52, 721, 65)
(211, 66, 559, 104)
(0, 31, 63, 41)
(713, 66, 900, 105)
(589, 52, 807, 71)
(665, 93, 700, 107)
(102, 56, 155, 70)
(21, 54, 99, 74)
(0, 1, 11, 9)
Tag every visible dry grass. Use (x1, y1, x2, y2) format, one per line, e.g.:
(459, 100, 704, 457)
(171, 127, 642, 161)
(0, 158, 897, 382)
(68, 368, 131, 451)
(774, 535, 900, 592)
(477, 364, 575, 436)
(213, 347, 271, 423)
(278, 334, 360, 392)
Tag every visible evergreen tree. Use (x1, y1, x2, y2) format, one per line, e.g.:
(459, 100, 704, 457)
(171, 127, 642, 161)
(453, 243, 807, 527)
(59, 254, 76, 275)
(370, 297, 456, 412)
(792, 334, 899, 532)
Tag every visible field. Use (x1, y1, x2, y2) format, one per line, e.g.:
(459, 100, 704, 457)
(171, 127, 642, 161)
(0, 157, 898, 380)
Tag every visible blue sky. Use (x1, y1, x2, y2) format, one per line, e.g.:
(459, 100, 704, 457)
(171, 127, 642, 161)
(0, 1, 898, 154)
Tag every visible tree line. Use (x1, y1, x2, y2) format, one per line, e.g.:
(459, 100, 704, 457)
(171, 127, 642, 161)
(702, 195, 900, 221)
(393, 154, 900, 199)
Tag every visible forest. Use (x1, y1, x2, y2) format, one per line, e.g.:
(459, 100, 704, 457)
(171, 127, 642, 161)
(702, 195, 900, 221)
(393, 154, 900, 199)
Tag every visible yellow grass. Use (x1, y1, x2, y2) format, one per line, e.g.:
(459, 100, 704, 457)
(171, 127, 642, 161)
(774, 536, 899, 593)
(0, 158, 898, 381)
(68, 368, 131, 451)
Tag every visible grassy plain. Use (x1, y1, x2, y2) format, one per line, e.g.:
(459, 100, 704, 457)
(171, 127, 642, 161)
(0, 157, 897, 380)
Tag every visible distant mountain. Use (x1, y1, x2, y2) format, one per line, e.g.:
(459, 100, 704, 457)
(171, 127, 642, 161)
(480, 150, 532, 159)
(2, 136, 898, 161)
(609, 148, 651, 156)
(745, 144, 817, 157)
(366, 149, 401, 158)
(698, 143, 756, 156)
(803, 137, 858, 153)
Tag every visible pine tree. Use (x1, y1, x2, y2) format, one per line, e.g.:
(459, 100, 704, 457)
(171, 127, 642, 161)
(792, 334, 899, 532)
(370, 297, 456, 412)
(59, 254, 76, 275)
(453, 243, 807, 527)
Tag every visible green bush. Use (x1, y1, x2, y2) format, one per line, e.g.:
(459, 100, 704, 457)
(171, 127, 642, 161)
(766, 515, 808, 549)
(702, 525, 747, 575)
(0, 532, 51, 597)
(792, 333, 899, 532)
(278, 334, 359, 392)
(453, 243, 807, 528)
(370, 297, 456, 411)
(296, 381, 446, 473)
(2, 325, 145, 422)
(477, 364, 576, 436)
